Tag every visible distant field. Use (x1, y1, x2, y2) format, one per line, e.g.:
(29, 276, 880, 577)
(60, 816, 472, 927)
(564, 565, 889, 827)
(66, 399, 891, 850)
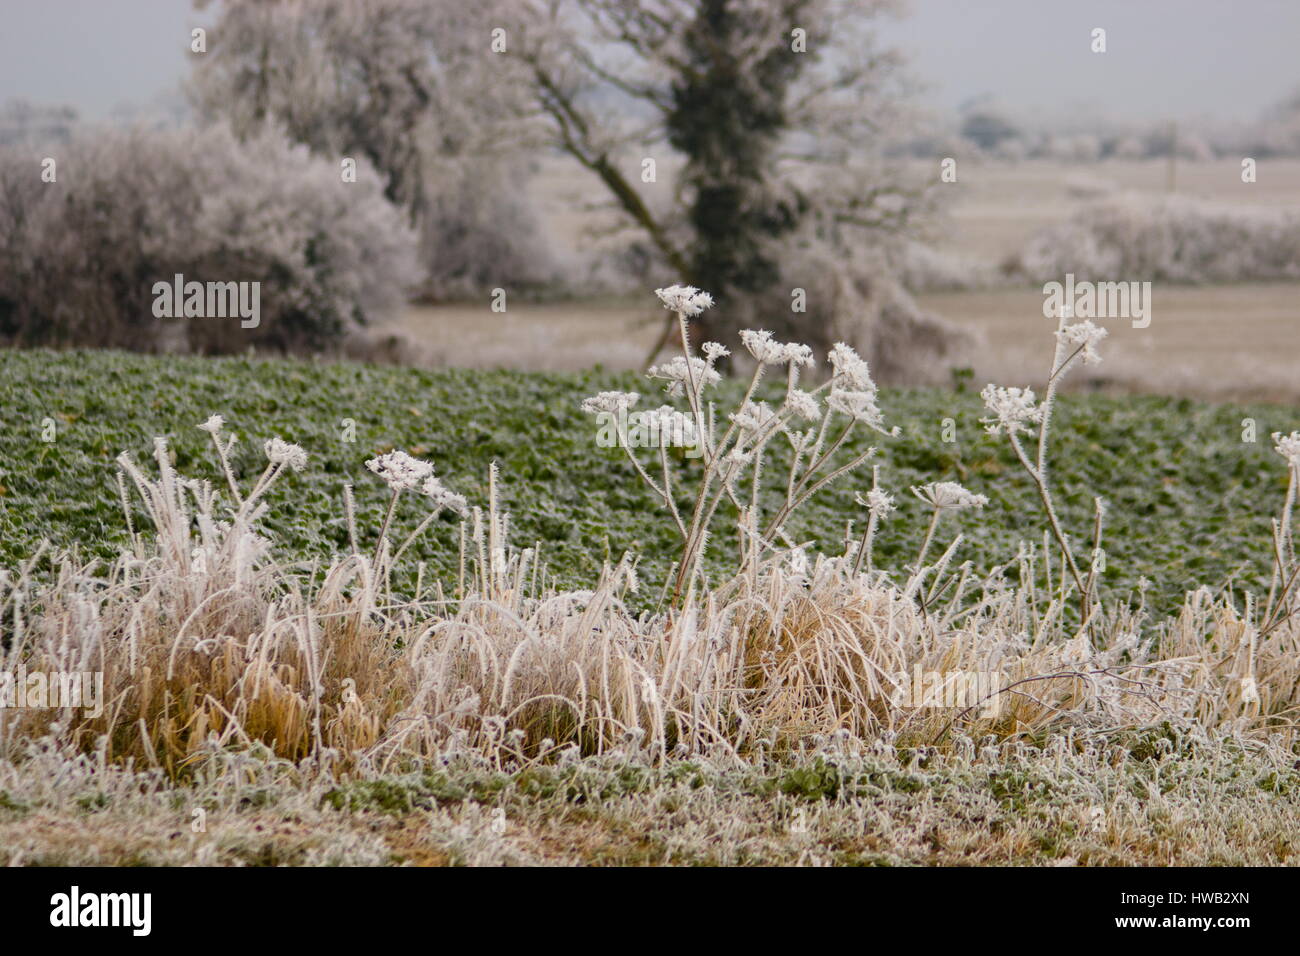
(402, 157, 1300, 400)
(528, 154, 1300, 264)
(920, 157, 1300, 262)
(403, 283, 1300, 402)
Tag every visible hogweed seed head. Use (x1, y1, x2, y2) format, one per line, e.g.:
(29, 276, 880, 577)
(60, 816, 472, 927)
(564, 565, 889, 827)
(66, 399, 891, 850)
(198, 415, 225, 435)
(730, 400, 778, 433)
(739, 329, 815, 367)
(856, 488, 897, 519)
(828, 342, 874, 390)
(420, 474, 467, 515)
(654, 284, 714, 317)
(264, 438, 308, 471)
(1056, 320, 1108, 365)
(912, 481, 988, 511)
(787, 389, 820, 421)
(366, 450, 433, 491)
(581, 391, 639, 415)
(702, 342, 730, 363)
(647, 355, 721, 397)
(827, 387, 891, 431)
(1271, 430, 1300, 467)
(980, 384, 1045, 436)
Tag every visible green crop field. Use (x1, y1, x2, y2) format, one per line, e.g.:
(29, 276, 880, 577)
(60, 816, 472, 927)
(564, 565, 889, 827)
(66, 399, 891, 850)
(0, 348, 1293, 614)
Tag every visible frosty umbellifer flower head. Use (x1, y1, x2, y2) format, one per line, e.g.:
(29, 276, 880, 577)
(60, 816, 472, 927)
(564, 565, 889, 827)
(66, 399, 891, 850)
(1056, 320, 1108, 365)
(264, 437, 308, 471)
(1272, 430, 1300, 467)
(855, 488, 896, 519)
(786, 388, 820, 421)
(198, 415, 225, 435)
(654, 284, 714, 317)
(702, 342, 730, 364)
(647, 355, 721, 397)
(729, 400, 778, 433)
(366, 450, 434, 491)
(580, 391, 639, 415)
(828, 342, 874, 390)
(740, 329, 815, 367)
(980, 384, 1045, 436)
(827, 387, 896, 433)
(420, 473, 467, 515)
(911, 481, 988, 512)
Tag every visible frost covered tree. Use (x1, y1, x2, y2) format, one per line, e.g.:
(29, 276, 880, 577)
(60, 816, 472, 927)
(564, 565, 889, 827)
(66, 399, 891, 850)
(189, 0, 555, 299)
(0, 124, 419, 352)
(511, 0, 960, 377)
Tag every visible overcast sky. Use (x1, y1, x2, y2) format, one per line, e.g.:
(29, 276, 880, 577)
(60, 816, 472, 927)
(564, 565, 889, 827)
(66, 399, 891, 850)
(879, 0, 1300, 127)
(0, 0, 1297, 125)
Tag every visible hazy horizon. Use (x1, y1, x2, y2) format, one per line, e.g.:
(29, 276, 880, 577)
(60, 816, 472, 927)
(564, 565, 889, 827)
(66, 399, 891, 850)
(0, 0, 1297, 128)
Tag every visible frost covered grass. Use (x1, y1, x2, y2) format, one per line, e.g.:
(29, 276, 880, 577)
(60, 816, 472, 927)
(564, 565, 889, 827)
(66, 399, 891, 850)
(1, 289, 1299, 864)
(1, 734, 1297, 866)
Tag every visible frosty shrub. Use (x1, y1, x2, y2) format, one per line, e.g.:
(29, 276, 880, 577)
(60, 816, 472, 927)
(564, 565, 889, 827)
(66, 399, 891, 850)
(0, 123, 420, 353)
(190, 0, 557, 301)
(1015, 196, 1300, 284)
(893, 240, 1001, 293)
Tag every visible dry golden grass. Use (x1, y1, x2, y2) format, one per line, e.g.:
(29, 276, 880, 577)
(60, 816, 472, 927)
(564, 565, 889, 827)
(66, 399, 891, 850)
(1, 435, 1294, 782)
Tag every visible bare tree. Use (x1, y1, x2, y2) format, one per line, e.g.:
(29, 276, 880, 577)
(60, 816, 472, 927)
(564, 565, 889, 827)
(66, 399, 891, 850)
(190, 0, 554, 299)
(510, 0, 963, 377)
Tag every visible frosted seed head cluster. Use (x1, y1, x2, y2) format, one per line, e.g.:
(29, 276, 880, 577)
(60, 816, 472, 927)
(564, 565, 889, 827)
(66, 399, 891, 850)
(366, 450, 434, 491)
(654, 284, 714, 317)
(1056, 320, 1108, 365)
(198, 415, 225, 435)
(787, 389, 820, 421)
(827, 388, 887, 429)
(980, 384, 1045, 436)
(580, 391, 640, 415)
(912, 481, 989, 512)
(740, 329, 815, 367)
(828, 342, 874, 390)
(730, 400, 778, 433)
(646, 355, 721, 397)
(1271, 430, 1300, 467)
(856, 488, 897, 519)
(702, 342, 730, 363)
(421, 474, 467, 515)
(264, 438, 308, 471)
